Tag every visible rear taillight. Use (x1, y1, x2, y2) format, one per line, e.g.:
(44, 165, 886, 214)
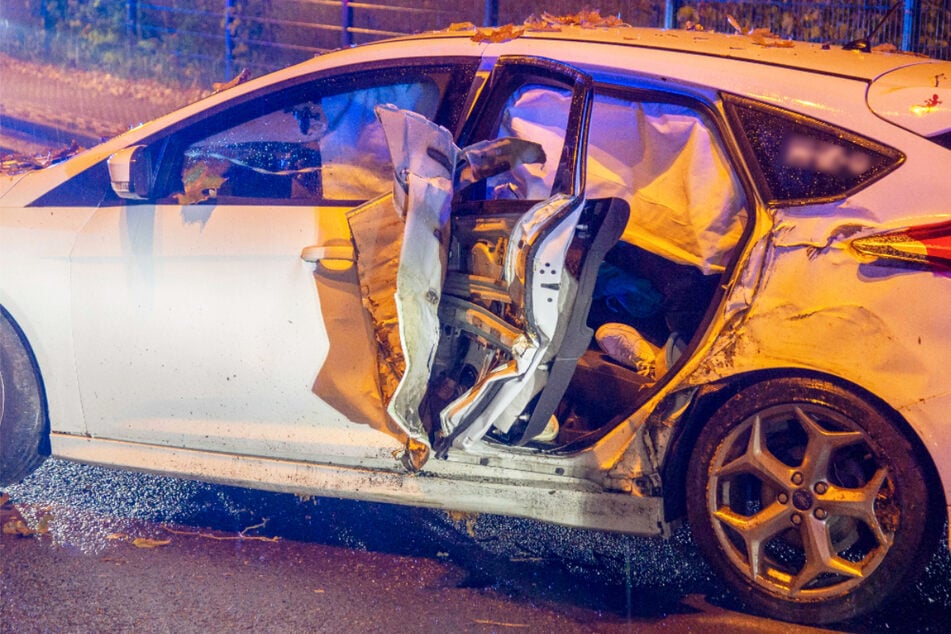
(851, 220, 951, 272)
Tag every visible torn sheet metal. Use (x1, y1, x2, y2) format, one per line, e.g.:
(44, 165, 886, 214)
(347, 195, 406, 409)
(375, 105, 456, 446)
(351, 105, 553, 455)
(441, 196, 584, 449)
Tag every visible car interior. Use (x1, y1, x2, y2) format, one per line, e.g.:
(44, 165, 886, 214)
(422, 84, 749, 451)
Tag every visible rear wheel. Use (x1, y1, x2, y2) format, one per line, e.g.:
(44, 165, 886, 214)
(686, 377, 940, 624)
(0, 311, 48, 485)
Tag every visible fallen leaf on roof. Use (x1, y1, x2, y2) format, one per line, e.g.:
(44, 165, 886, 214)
(212, 68, 251, 93)
(447, 22, 476, 32)
(471, 24, 525, 43)
(523, 15, 562, 32)
(873, 43, 899, 53)
(132, 537, 171, 549)
(525, 10, 626, 30)
(726, 14, 745, 34)
(749, 28, 795, 48)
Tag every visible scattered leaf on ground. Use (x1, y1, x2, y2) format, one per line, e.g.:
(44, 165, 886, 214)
(132, 537, 172, 549)
(473, 619, 529, 628)
(2, 519, 35, 537)
(445, 510, 480, 538)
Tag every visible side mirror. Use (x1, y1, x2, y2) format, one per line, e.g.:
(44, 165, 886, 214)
(107, 145, 153, 200)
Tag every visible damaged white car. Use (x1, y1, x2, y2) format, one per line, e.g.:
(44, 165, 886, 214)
(2, 24, 951, 625)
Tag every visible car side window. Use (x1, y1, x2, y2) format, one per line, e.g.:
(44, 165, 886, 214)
(483, 83, 572, 201)
(176, 76, 446, 204)
(586, 89, 748, 275)
(724, 95, 902, 205)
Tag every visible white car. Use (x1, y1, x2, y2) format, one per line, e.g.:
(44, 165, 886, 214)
(2, 23, 950, 624)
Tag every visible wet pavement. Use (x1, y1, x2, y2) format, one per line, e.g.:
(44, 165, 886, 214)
(3, 460, 951, 632)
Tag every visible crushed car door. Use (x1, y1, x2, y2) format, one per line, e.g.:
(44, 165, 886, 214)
(352, 57, 628, 464)
(69, 62, 477, 461)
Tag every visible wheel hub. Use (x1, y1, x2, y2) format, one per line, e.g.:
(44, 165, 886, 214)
(792, 488, 814, 511)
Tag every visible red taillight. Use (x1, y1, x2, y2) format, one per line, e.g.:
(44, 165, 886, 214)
(852, 220, 951, 272)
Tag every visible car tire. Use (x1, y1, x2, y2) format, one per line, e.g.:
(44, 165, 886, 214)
(686, 377, 940, 625)
(0, 311, 48, 486)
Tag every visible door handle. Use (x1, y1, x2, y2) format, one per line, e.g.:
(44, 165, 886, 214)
(300, 244, 355, 263)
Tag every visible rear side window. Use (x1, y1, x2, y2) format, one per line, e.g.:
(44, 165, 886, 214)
(725, 95, 903, 206)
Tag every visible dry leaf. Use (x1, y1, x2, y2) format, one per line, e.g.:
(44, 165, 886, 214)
(2, 519, 33, 537)
(446, 22, 475, 32)
(132, 537, 171, 549)
(175, 162, 228, 205)
(445, 510, 480, 538)
(749, 29, 795, 48)
(471, 24, 525, 43)
(534, 10, 625, 28)
(212, 68, 251, 93)
(523, 15, 562, 32)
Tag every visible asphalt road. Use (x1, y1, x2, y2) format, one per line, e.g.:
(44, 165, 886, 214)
(3, 459, 950, 633)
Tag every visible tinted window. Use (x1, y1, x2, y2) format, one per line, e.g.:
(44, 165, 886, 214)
(725, 96, 902, 205)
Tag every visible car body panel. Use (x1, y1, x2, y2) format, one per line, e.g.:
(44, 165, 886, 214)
(867, 60, 951, 137)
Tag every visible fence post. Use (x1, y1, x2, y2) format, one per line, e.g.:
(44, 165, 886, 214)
(224, 0, 235, 80)
(484, 0, 499, 26)
(126, 0, 138, 40)
(901, 0, 920, 53)
(665, 0, 675, 29)
(341, 0, 353, 48)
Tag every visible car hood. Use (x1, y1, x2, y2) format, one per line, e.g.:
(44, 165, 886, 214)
(867, 60, 951, 138)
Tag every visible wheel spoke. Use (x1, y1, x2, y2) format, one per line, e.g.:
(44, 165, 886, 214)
(820, 467, 893, 547)
(790, 514, 864, 595)
(714, 501, 792, 581)
(716, 415, 792, 491)
(796, 407, 863, 481)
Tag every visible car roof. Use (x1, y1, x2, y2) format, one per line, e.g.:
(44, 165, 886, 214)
(392, 25, 935, 83)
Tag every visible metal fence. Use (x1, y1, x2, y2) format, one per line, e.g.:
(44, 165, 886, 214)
(0, 1, 948, 87)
